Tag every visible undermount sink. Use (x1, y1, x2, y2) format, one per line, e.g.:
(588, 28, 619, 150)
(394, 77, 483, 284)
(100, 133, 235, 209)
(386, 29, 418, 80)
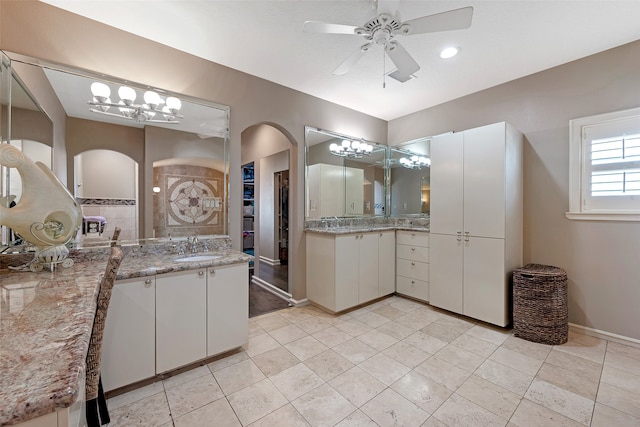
(174, 255, 222, 262)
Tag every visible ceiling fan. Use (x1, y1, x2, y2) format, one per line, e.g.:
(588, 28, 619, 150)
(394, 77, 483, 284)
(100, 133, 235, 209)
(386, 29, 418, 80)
(303, 3, 473, 83)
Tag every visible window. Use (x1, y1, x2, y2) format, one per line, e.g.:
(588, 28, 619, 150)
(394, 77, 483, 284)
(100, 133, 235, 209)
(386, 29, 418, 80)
(567, 107, 640, 221)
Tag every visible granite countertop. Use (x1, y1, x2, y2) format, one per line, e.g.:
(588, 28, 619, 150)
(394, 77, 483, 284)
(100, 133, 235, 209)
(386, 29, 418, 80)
(0, 249, 250, 426)
(305, 225, 429, 235)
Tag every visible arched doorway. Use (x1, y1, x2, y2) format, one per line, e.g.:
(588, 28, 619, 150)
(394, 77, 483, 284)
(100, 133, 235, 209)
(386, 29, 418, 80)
(241, 123, 297, 316)
(74, 149, 138, 243)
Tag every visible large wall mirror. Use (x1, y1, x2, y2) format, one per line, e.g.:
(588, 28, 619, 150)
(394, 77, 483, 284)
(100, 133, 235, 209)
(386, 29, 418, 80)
(305, 126, 386, 219)
(389, 137, 432, 217)
(1, 51, 230, 247)
(1, 51, 54, 246)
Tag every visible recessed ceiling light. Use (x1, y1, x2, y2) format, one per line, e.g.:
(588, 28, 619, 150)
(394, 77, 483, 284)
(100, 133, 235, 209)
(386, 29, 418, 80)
(440, 46, 460, 59)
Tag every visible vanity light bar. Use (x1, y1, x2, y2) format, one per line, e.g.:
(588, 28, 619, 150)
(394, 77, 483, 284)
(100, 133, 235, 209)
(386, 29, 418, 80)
(329, 139, 373, 158)
(400, 155, 431, 169)
(88, 82, 184, 124)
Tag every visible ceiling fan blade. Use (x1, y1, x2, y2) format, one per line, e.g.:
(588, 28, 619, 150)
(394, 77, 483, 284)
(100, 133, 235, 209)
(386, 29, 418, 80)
(385, 41, 420, 82)
(303, 21, 359, 35)
(332, 43, 372, 75)
(401, 6, 473, 35)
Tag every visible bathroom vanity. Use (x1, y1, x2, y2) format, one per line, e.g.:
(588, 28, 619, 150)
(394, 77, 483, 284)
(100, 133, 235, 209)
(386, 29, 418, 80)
(306, 228, 396, 312)
(0, 239, 251, 427)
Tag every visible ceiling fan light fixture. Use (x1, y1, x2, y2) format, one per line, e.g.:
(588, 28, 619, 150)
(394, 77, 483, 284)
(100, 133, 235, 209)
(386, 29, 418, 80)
(440, 46, 460, 59)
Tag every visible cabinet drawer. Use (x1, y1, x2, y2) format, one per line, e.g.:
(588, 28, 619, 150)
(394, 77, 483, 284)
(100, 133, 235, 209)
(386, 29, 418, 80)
(396, 276, 429, 302)
(396, 245, 429, 263)
(396, 231, 429, 247)
(397, 258, 429, 281)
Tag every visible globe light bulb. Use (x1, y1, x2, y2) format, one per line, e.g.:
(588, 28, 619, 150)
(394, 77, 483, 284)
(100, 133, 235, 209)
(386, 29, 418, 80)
(166, 96, 182, 113)
(118, 86, 136, 105)
(144, 91, 161, 110)
(90, 82, 111, 102)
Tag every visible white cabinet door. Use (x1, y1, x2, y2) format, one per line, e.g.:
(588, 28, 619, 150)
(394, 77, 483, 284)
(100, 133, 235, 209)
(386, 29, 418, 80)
(430, 132, 464, 235)
(345, 167, 364, 216)
(308, 164, 345, 218)
(102, 276, 155, 392)
(464, 123, 506, 238)
(335, 235, 360, 311)
(207, 263, 249, 357)
(358, 233, 379, 303)
(156, 269, 207, 373)
(378, 231, 396, 296)
(429, 233, 464, 314)
(463, 237, 508, 326)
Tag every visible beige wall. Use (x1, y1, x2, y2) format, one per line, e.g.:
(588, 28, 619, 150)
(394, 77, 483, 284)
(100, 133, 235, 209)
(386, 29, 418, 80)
(389, 40, 640, 341)
(0, 0, 387, 301)
(4, 2, 637, 340)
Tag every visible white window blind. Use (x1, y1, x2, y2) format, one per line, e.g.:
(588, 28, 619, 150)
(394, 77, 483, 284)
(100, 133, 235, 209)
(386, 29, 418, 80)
(568, 107, 640, 220)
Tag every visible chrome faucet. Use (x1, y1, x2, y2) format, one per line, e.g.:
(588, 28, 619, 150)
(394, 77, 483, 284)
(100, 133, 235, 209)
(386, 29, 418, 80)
(187, 236, 199, 253)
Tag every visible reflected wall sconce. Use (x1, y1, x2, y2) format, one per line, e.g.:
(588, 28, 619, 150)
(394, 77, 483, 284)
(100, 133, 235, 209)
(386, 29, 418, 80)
(88, 82, 183, 123)
(329, 139, 373, 158)
(153, 186, 161, 193)
(400, 155, 431, 169)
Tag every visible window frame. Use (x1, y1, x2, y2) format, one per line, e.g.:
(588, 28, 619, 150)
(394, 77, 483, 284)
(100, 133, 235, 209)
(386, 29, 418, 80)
(567, 106, 640, 221)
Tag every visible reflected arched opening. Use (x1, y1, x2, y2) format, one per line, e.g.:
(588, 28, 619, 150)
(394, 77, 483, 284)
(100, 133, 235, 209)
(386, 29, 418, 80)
(74, 149, 138, 243)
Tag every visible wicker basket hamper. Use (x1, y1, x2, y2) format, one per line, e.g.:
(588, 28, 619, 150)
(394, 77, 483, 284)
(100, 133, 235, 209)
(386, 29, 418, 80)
(513, 263, 568, 345)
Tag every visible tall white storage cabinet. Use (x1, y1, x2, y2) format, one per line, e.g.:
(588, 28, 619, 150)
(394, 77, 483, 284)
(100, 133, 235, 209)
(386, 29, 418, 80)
(429, 122, 523, 327)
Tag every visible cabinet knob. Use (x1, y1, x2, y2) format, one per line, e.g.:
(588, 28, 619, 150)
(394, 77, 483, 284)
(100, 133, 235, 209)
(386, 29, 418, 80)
(456, 231, 462, 235)
(144, 279, 152, 287)
(209, 269, 215, 275)
(457, 237, 462, 242)
(465, 231, 470, 235)
(411, 247, 415, 251)
(411, 262, 415, 266)
(411, 280, 415, 284)
(198, 271, 204, 276)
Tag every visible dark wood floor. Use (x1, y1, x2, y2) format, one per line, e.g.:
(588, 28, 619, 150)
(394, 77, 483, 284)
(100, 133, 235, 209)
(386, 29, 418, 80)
(249, 282, 290, 318)
(258, 263, 288, 292)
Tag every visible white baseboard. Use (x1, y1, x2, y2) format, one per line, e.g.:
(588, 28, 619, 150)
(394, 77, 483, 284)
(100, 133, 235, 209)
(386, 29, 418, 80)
(251, 276, 291, 301)
(569, 323, 640, 349)
(289, 298, 309, 307)
(258, 256, 280, 266)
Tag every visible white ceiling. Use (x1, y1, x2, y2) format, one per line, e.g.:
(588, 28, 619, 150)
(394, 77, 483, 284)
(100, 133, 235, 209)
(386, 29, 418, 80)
(42, 0, 640, 121)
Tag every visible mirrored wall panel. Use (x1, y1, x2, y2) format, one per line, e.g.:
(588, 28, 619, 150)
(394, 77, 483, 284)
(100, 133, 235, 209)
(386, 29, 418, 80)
(1, 51, 54, 246)
(305, 126, 386, 219)
(2, 51, 230, 246)
(389, 137, 431, 216)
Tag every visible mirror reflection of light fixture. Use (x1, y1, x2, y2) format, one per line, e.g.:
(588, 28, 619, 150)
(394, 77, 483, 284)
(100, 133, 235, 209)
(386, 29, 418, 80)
(329, 139, 373, 158)
(88, 82, 183, 123)
(400, 155, 431, 169)
(153, 186, 161, 193)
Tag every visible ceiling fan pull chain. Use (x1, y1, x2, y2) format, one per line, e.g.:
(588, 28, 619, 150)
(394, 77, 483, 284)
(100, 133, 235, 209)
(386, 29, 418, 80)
(382, 48, 386, 89)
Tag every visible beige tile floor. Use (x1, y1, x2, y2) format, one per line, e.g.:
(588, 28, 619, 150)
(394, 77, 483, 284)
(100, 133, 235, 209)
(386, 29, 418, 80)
(106, 295, 640, 426)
